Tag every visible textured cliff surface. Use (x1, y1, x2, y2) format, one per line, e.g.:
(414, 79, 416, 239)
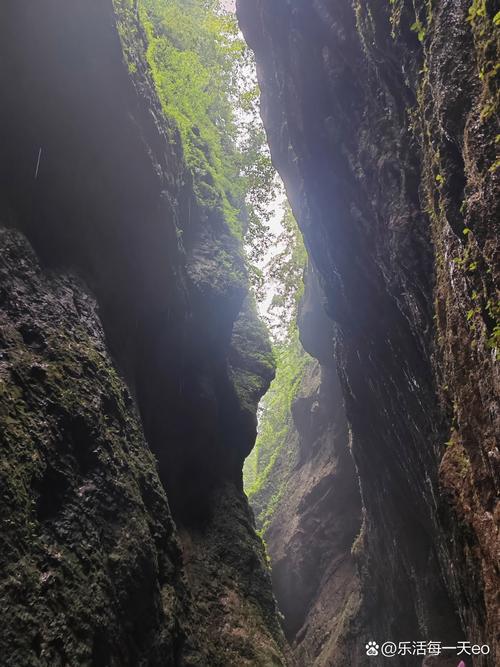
(250, 271, 363, 665)
(238, 0, 499, 665)
(0, 1, 284, 665)
(0, 227, 190, 666)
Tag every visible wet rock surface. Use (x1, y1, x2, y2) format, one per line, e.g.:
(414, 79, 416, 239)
(238, 0, 499, 665)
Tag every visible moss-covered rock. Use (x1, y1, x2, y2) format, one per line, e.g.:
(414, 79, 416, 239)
(229, 297, 275, 426)
(238, 0, 498, 663)
(0, 227, 189, 666)
(0, 0, 283, 664)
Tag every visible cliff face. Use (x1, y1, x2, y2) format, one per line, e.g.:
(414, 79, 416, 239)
(0, 1, 284, 665)
(0, 227, 190, 665)
(257, 271, 363, 665)
(238, 0, 499, 665)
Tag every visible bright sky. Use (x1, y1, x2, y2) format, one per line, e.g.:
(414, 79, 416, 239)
(251, 189, 286, 321)
(219, 0, 287, 331)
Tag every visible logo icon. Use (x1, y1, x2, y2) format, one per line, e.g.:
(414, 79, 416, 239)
(366, 641, 380, 656)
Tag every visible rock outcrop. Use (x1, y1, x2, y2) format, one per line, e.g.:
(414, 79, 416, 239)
(0, 1, 284, 664)
(238, 0, 499, 665)
(255, 270, 363, 665)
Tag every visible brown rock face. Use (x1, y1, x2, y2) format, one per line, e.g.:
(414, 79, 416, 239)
(238, 0, 499, 665)
(265, 272, 363, 665)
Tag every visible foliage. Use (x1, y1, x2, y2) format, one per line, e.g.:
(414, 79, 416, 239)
(237, 67, 280, 258)
(253, 202, 308, 340)
(467, 0, 487, 23)
(133, 0, 311, 535)
(268, 205, 307, 334)
(244, 328, 310, 533)
(137, 0, 276, 241)
(242, 197, 308, 532)
(124, 0, 304, 332)
(410, 18, 426, 42)
(242, 186, 308, 535)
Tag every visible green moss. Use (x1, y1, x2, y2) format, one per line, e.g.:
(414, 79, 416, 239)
(0, 229, 184, 664)
(485, 299, 500, 358)
(134, 0, 247, 238)
(467, 0, 499, 127)
(113, 0, 250, 239)
(243, 331, 311, 532)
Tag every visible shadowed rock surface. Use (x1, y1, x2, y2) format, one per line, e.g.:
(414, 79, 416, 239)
(238, 0, 499, 665)
(0, 0, 498, 665)
(0, 1, 284, 664)
(258, 271, 363, 665)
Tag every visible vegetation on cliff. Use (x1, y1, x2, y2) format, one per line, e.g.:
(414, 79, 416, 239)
(5, 0, 497, 663)
(1, 1, 288, 663)
(244, 331, 311, 533)
(132, 0, 313, 527)
(239, 0, 499, 663)
(244, 204, 312, 534)
(137, 0, 277, 246)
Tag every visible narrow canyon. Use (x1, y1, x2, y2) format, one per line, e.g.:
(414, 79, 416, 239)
(0, 1, 498, 667)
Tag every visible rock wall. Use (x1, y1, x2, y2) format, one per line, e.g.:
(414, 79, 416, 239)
(0, 1, 284, 664)
(259, 270, 363, 665)
(238, 0, 499, 665)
